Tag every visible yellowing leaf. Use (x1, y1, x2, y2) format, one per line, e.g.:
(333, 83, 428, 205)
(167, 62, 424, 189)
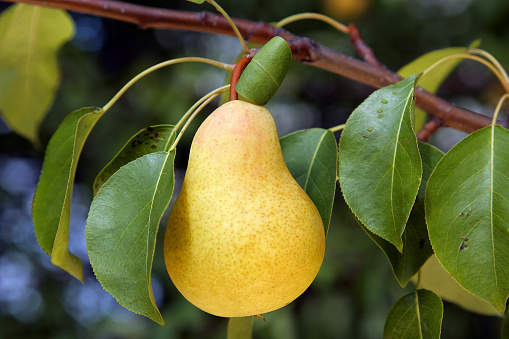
(0, 4, 74, 144)
(33, 107, 104, 283)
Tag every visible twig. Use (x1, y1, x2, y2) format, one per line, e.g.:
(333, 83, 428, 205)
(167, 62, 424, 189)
(348, 23, 381, 68)
(417, 118, 442, 142)
(0, 0, 502, 133)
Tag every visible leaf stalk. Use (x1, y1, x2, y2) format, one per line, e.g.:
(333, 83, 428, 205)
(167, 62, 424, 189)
(168, 84, 230, 152)
(102, 57, 233, 113)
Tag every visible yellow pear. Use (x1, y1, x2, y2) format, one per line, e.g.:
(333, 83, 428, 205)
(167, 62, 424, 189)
(164, 100, 325, 317)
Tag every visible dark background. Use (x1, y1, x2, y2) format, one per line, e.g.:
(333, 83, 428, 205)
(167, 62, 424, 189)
(1, 0, 509, 338)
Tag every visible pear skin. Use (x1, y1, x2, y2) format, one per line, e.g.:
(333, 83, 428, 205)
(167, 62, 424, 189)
(164, 100, 325, 317)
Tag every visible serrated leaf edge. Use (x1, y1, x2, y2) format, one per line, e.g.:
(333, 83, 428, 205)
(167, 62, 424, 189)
(339, 75, 422, 252)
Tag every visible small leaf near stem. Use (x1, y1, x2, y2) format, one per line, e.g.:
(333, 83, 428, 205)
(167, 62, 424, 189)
(168, 85, 230, 152)
(235, 36, 292, 105)
(230, 54, 254, 101)
(102, 57, 233, 113)
(205, 0, 250, 54)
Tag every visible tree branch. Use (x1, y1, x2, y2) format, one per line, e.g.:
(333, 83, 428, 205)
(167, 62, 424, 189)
(0, 0, 501, 133)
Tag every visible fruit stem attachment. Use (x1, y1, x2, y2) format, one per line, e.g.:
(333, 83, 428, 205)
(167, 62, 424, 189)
(328, 124, 346, 133)
(230, 54, 254, 101)
(491, 93, 509, 126)
(102, 57, 233, 113)
(206, 0, 250, 54)
(274, 12, 349, 34)
(168, 84, 230, 152)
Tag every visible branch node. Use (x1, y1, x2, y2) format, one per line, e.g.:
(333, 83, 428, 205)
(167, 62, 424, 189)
(417, 118, 443, 142)
(288, 37, 319, 62)
(348, 23, 381, 68)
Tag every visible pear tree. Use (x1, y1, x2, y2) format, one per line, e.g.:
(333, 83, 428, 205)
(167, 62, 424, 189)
(1, 0, 509, 338)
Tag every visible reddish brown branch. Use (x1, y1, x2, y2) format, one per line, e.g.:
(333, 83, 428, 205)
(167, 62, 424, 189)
(417, 118, 443, 142)
(0, 0, 502, 133)
(348, 23, 381, 68)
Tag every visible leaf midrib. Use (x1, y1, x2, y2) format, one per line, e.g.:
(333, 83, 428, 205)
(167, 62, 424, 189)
(390, 85, 415, 242)
(303, 131, 326, 191)
(490, 125, 499, 304)
(26, 6, 40, 111)
(414, 291, 424, 339)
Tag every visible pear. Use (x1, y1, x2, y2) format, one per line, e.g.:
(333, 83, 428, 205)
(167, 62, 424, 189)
(164, 100, 325, 317)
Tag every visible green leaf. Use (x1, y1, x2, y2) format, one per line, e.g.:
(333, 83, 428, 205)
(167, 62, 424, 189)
(384, 289, 443, 339)
(338, 75, 422, 251)
(425, 125, 509, 313)
(86, 150, 176, 325)
(236, 36, 292, 105)
(219, 43, 262, 106)
(414, 255, 500, 316)
(93, 125, 175, 196)
(227, 317, 253, 339)
(187, 0, 206, 3)
(280, 128, 337, 235)
(398, 47, 467, 131)
(33, 107, 103, 283)
(361, 142, 442, 287)
(0, 4, 74, 144)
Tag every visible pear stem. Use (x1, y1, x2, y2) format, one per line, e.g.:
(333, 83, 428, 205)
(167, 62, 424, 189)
(328, 124, 346, 133)
(230, 54, 254, 101)
(102, 57, 233, 113)
(168, 84, 230, 152)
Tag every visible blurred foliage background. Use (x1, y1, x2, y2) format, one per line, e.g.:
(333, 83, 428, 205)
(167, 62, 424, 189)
(1, 0, 509, 338)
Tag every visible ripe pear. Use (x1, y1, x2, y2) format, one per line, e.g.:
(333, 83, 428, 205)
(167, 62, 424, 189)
(164, 100, 325, 317)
